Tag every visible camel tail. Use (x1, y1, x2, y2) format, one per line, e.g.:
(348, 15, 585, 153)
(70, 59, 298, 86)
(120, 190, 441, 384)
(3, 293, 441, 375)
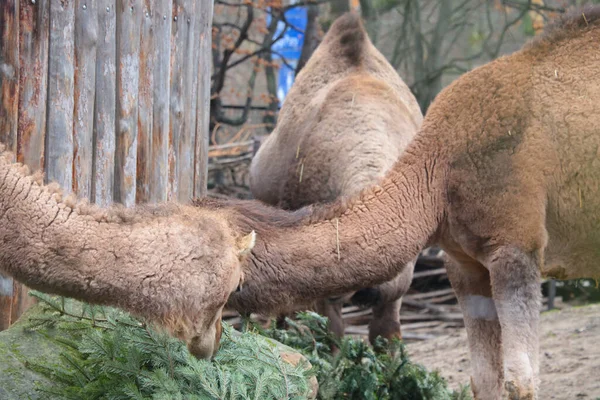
(323, 12, 367, 66)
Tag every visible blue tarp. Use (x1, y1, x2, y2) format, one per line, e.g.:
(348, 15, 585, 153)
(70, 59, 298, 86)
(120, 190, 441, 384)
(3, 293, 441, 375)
(266, 5, 307, 105)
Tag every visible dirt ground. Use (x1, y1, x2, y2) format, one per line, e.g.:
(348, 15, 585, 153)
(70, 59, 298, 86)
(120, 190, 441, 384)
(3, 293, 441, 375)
(406, 303, 600, 399)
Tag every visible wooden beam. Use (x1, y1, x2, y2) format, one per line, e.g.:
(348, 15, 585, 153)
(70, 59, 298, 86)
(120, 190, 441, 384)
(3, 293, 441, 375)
(193, 0, 213, 198)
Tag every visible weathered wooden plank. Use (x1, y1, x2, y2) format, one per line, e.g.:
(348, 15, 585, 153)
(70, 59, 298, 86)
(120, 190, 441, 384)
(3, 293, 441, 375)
(169, 0, 196, 203)
(93, 1, 116, 206)
(135, 0, 154, 204)
(168, 1, 182, 201)
(0, 277, 14, 331)
(46, 0, 75, 188)
(72, 0, 97, 199)
(0, 0, 19, 155)
(6, 0, 51, 332)
(115, 0, 141, 207)
(193, 0, 213, 198)
(71, 1, 97, 199)
(9, 280, 36, 328)
(17, 0, 50, 171)
(189, 0, 200, 197)
(149, 0, 172, 203)
(0, 0, 20, 331)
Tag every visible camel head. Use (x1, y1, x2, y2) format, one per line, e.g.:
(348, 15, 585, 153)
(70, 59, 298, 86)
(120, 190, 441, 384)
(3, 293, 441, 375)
(168, 228, 257, 360)
(0, 145, 258, 360)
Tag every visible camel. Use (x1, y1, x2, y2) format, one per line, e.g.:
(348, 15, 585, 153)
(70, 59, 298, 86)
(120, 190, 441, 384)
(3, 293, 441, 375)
(248, 13, 421, 344)
(0, 147, 256, 360)
(200, 7, 599, 400)
(1, 8, 598, 399)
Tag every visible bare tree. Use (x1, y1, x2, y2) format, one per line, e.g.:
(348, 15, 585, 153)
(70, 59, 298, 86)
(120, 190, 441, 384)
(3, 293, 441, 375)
(360, 0, 567, 111)
(210, 0, 328, 138)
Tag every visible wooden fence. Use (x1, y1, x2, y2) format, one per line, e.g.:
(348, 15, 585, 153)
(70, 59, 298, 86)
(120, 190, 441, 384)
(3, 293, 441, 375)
(0, 0, 214, 331)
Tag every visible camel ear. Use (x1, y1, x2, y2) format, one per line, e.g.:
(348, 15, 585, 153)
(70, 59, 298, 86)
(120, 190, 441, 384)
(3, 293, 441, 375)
(236, 231, 256, 256)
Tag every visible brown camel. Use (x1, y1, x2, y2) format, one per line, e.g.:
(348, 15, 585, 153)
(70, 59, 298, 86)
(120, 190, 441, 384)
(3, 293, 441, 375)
(1, 8, 598, 399)
(0, 147, 255, 360)
(204, 7, 600, 400)
(248, 13, 421, 344)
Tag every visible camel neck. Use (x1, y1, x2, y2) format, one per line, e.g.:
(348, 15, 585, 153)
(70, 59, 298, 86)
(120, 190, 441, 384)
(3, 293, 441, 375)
(228, 149, 446, 315)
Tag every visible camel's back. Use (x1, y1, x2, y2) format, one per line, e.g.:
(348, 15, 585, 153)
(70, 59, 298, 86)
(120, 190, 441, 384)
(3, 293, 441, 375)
(249, 13, 422, 209)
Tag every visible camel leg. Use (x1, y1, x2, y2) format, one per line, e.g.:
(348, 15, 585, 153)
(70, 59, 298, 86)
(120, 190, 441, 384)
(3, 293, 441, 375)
(368, 298, 402, 345)
(446, 256, 504, 400)
(353, 260, 415, 346)
(315, 298, 345, 339)
(486, 247, 541, 400)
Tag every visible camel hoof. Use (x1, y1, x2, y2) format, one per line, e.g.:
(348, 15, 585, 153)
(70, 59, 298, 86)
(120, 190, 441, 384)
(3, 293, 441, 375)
(505, 381, 534, 400)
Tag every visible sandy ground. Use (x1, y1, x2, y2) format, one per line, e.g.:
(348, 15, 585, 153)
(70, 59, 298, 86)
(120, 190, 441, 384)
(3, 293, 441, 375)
(406, 304, 600, 399)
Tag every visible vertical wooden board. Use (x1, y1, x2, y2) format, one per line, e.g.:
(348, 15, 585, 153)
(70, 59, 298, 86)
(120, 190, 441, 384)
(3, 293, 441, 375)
(73, 0, 97, 200)
(188, 0, 200, 198)
(149, 0, 172, 203)
(193, 0, 213, 198)
(175, 0, 196, 203)
(169, 0, 196, 203)
(46, 0, 74, 188)
(0, 277, 13, 331)
(0, 0, 19, 154)
(0, 0, 19, 331)
(135, 0, 154, 204)
(11, 0, 50, 331)
(9, 279, 36, 327)
(115, 0, 141, 207)
(17, 0, 50, 171)
(168, 0, 184, 201)
(93, 1, 116, 206)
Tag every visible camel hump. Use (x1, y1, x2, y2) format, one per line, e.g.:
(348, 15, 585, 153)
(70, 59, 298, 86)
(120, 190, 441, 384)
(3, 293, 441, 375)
(324, 12, 367, 65)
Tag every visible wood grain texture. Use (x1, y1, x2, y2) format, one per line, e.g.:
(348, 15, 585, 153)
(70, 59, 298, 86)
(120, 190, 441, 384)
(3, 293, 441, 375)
(0, 0, 19, 156)
(46, 0, 74, 189)
(135, 0, 154, 204)
(115, 0, 142, 207)
(149, 0, 172, 203)
(178, 0, 197, 203)
(73, 0, 97, 199)
(14, 0, 51, 331)
(194, 0, 213, 198)
(17, 0, 50, 171)
(168, 0, 183, 201)
(169, 0, 196, 203)
(93, 0, 116, 206)
(0, 0, 19, 332)
(0, 0, 215, 331)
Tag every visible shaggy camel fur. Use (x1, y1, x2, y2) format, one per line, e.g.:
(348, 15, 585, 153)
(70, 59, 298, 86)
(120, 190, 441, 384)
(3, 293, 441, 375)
(249, 13, 421, 344)
(0, 148, 256, 359)
(205, 7, 600, 399)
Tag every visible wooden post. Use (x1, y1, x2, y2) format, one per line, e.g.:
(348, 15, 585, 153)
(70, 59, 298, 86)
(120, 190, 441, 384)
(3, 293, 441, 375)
(17, 0, 50, 171)
(194, 0, 214, 198)
(46, 0, 75, 188)
(547, 280, 556, 310)
(115, 0, 142, 207)
(170, 0, 197, 204)
(135, 0, 155, 204)
(93, 1, 116, 207)
(0, 0, 20, 331)
(73, 0, 97, 199)
(149, 0, 172, 203)
(0, 0, 214, 331)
